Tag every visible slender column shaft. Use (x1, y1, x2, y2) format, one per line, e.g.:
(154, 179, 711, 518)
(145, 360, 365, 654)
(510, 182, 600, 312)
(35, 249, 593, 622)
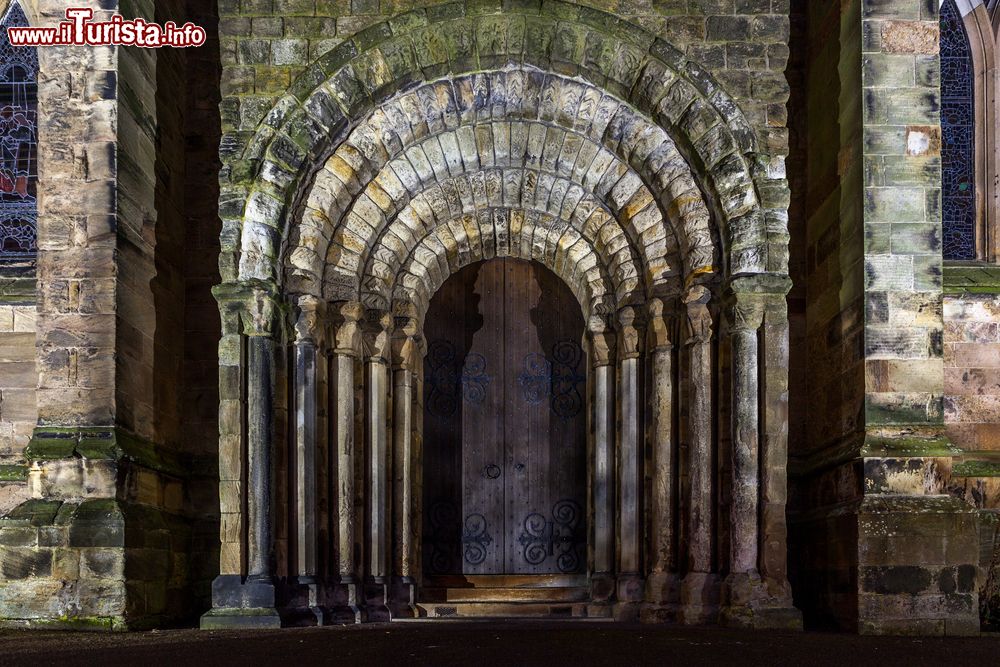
(730, 323, 761, 575)
(247, 335, 275, 579)
(392, 365, 415, 578)
(295, 339, 318, 577)
(685, 298, 714, 575)
(333, 352, 356, 580)
(649, 342, 674, 574)
(761, 299, 790, 584)
(594, 361, 615, 575)
(618, 356, 641, 573)
(367, 356, 389, 578)
(617, 306, 643, 577)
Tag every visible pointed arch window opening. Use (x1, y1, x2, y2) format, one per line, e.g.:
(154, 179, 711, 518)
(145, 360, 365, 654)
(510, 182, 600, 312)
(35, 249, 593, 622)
(0, 2, 37, 263)
(941, 0, 978, 261)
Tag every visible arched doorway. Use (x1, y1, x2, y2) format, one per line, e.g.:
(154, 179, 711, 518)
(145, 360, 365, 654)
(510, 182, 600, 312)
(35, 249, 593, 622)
(419, 259, 589, 611)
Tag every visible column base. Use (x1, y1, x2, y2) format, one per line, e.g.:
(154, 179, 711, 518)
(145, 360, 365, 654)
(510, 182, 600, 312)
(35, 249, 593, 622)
(279, 576, 327, 626)
(614, 573, 645, 621)
(389, 577, 419, 619)
(678, 572, 721, 625)
(365, 578, 392, 622)
(201, 575, 281, 629)
(640, 572, 682, 623)
(719, 571, 803, 630)
(327, 577, 364, 624)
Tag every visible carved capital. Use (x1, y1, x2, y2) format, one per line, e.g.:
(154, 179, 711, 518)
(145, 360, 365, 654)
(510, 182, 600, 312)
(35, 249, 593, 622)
(243, 287, 282, 338)
(587, 316, 617, 367)
(617, 306, 645, 360)
(329, 301, 364, 358)
(391, 317, 423, 372)
(293, 295, 326, 345)
(683, 285, 713, 345)
(727, 292, 766, 333)
(647, 297, 679, 351)
(362, 309, 394, 363)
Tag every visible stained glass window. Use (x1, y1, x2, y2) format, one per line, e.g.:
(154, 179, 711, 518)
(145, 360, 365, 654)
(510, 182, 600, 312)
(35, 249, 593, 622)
(0, 2, 36, 262)
(940, 0, 977, 261)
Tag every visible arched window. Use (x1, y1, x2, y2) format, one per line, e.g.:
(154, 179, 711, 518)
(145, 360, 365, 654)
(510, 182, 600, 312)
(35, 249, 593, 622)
(941, 0, 978, 260)
(0, 2, 36, 263)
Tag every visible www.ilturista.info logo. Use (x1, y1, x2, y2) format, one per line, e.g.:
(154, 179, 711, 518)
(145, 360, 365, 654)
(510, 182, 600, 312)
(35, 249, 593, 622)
(7, 8, 206, 48)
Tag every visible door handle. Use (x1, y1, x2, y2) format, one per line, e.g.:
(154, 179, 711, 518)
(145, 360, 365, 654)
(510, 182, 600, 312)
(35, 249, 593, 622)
(483, 464, 502, 479)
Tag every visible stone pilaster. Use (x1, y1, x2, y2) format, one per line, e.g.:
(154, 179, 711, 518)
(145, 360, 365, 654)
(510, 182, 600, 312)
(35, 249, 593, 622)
(679, 285, 720, 625)
(720, 278, 801, 630)
(290, 295, 325, 624)
(202, 283, 283, 629)
(644, 298, 680, 620)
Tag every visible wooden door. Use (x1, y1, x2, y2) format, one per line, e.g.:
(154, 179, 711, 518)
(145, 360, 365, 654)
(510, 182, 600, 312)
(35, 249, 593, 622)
(422, 259, 588, 577)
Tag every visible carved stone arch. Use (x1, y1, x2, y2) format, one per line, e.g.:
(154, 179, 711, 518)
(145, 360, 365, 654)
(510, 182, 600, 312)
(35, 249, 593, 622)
(345, 179, 645, 311)
(319, 160, 654, 302)
(289, 73, 711, 300)
(386, 208, 621, 324)
(222, 3, 785, 291)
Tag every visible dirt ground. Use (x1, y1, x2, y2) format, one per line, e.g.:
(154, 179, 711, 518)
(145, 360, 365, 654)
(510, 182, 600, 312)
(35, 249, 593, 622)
(1, 620, 998, 666)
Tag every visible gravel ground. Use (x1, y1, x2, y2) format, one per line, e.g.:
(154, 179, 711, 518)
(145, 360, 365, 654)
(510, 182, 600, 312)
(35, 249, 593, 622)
(1, 620, 998, 666)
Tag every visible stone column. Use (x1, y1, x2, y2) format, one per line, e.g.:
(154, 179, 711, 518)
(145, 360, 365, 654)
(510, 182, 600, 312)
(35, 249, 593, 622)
(616, 307, 644, 620)
(645, 298, 680, 619)
(728, 278, 801, 629)
(329, 301, 364, 623)
(292, 295, 324, 623)
(679, 286, 720, 625)
(390, 317, 421, 618)
(588, 318, 616, 609)
(363, 309, 393, 621)
(720, 289, 766, 627)
(202, 285, 282, 629)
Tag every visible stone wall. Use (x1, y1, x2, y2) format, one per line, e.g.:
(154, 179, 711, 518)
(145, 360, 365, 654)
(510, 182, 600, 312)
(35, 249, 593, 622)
(0, 0, 222, 629)
(944, 289, 1000, 453)
(0, 301, 34, 515)
(787, 0, 981, 636)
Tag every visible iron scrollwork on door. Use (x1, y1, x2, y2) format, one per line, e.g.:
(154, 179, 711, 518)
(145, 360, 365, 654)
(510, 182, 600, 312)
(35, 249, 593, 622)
(517, 499, 585, 573)
(462, 513, 493, 566)
(424, 503, 495, 571)
(516, 340, 586, 421)
(424, 499, 459, 574)
(425, 340, 492, 417)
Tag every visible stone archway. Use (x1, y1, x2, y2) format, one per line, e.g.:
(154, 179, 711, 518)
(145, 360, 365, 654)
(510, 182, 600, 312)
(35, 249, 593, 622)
(204, 4, 800, 631)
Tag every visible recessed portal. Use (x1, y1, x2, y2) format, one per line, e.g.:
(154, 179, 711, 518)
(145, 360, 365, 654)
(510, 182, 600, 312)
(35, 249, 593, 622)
(421, 258, 588, 579)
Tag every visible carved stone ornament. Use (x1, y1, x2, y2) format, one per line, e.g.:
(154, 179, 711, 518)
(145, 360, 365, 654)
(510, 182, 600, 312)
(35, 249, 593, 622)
(617, 306, 645, 360)
(329, 301, 365, 357)
(647, 297, 678, 351)
(587, 316, 617, 367)
(391, 317, 423, 372)
(243, 287, 281, 338)
(294, 295, 325, 345)
(683, 285, 713, 345)
(362, 309, 394, 362)
(728, 292, 766, 333)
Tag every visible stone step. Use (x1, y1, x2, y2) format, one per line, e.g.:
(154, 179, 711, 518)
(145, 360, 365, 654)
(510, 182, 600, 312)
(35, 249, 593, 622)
(419, 601, 591, 619)
(421, 586, 590, 603)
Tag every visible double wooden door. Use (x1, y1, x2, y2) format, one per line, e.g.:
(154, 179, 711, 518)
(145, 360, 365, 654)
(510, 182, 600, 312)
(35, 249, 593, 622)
(422, 259, 588, 576)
